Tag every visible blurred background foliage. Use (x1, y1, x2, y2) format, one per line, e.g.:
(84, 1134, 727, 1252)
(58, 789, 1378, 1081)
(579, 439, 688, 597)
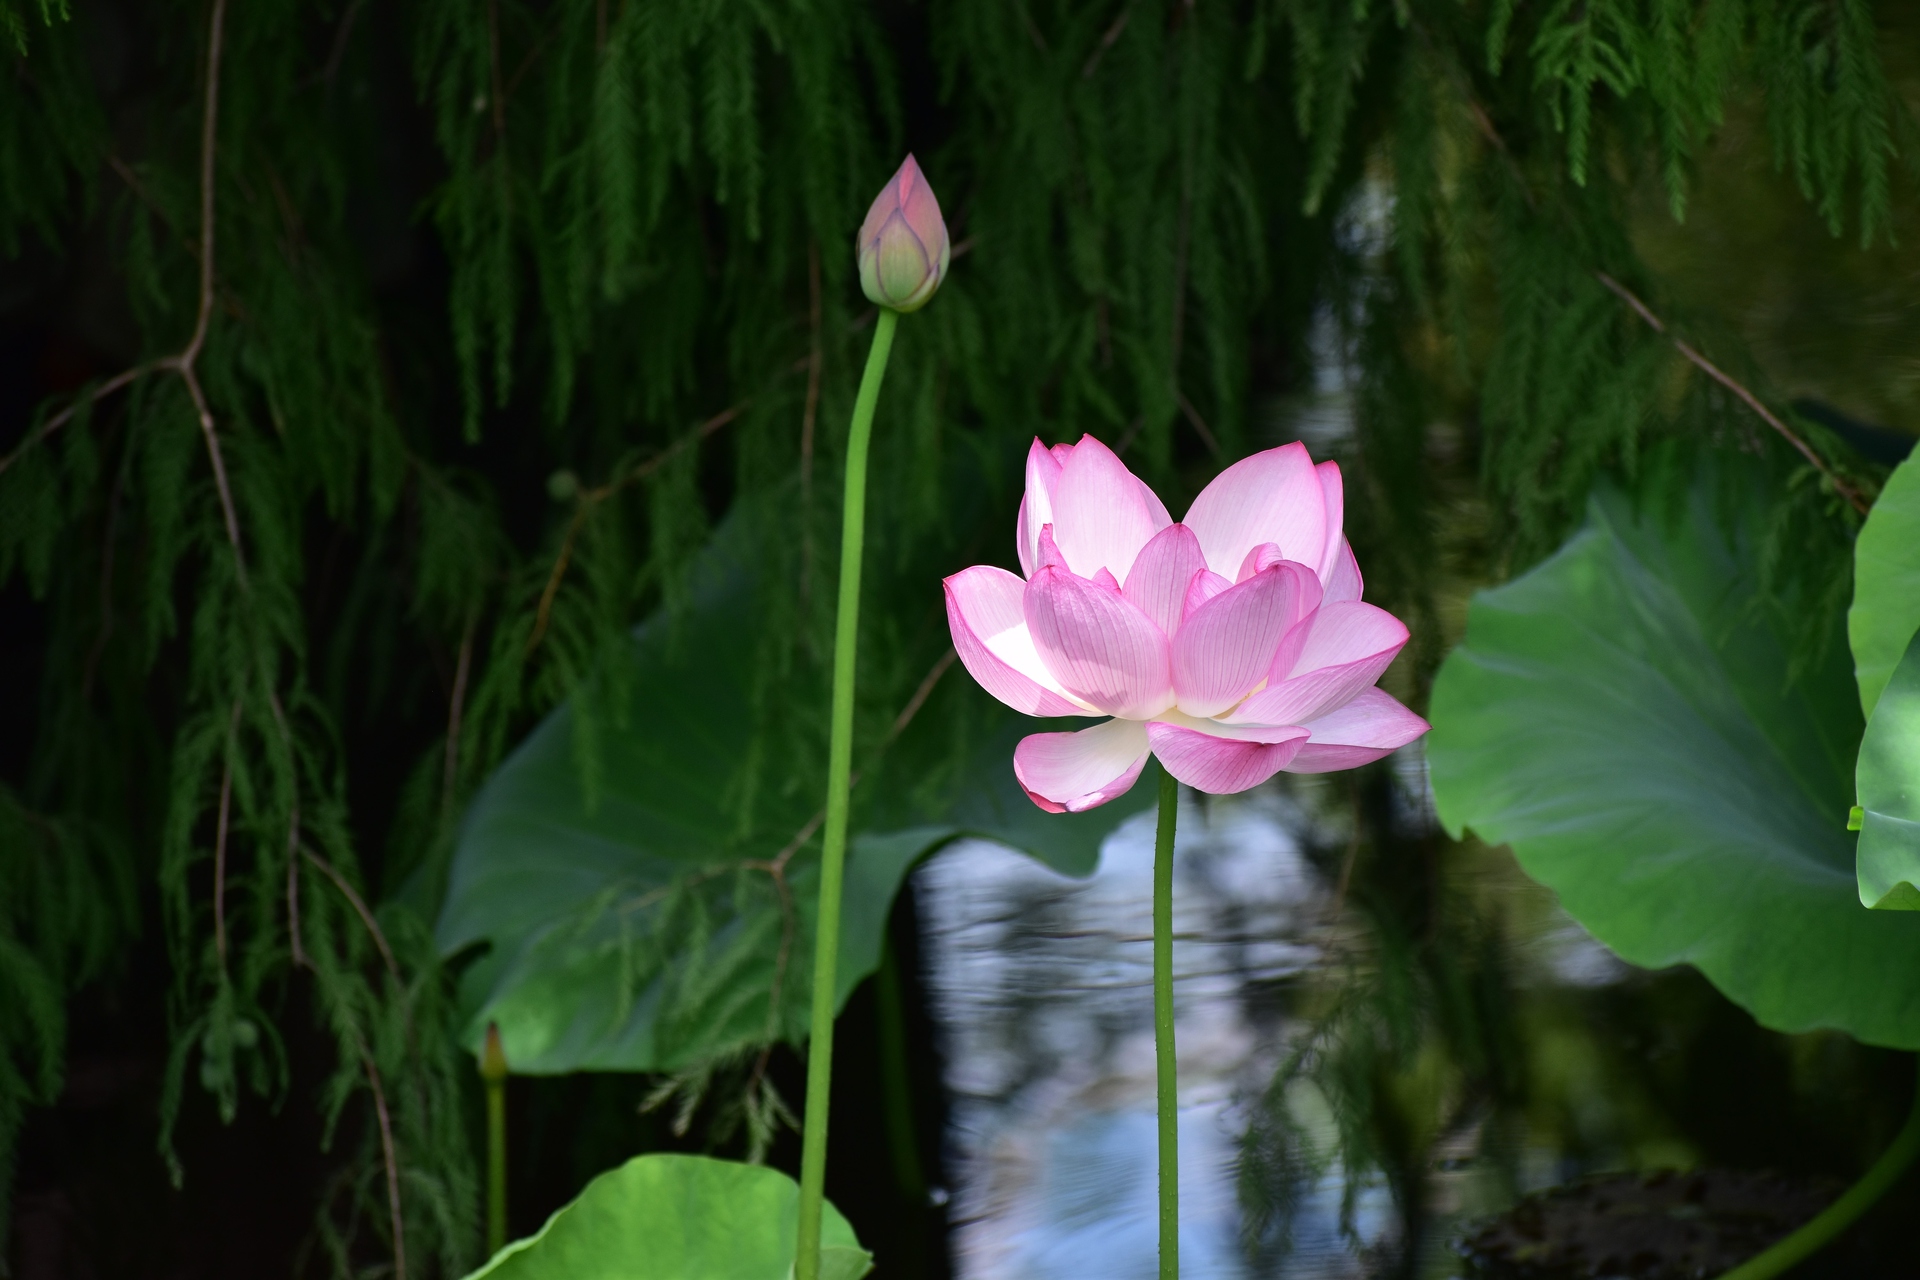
(2, 0, 1918, 1276)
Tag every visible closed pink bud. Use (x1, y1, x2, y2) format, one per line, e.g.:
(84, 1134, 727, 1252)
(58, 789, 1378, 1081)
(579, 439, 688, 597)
(856, 154, 949, 313)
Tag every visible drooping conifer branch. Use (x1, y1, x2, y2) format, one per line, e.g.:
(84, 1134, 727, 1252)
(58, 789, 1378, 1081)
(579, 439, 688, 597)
(364, 1052, 408, 1280)
(1595, 272, 1869, 516)
(443, 617, 477, 817)
(526, 398, 752, 656)
(213, 699, 240, 965)
(302, 847, 404, 988)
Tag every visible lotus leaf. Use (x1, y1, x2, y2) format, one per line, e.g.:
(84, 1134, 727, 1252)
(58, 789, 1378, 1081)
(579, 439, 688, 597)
(1849, 451, 1920, 716)
(464, 1153, 870, 1280)
(437, 507, 1151, 1073)
(1428, 477, 1920, 1047)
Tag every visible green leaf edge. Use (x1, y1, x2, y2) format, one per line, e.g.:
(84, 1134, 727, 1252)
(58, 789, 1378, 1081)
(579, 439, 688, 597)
(1430, 476, 1920, 1048)
(461, 1152, 870, 1280)
(1849, 450, 1920, 717)
(1858, 629, 1920, 911)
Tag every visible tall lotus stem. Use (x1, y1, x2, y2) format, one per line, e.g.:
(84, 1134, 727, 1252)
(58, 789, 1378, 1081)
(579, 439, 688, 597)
(796, 154, 946, 1280)
(1717, 1068, 1920, 1280)
(793, 307, 900, 1280)
(1153, 768, 1179, 1279)
(480, 1022, 508, 1257)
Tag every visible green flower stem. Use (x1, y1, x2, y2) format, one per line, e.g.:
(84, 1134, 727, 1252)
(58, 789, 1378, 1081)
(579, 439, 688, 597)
(794, 306, 901, 1280)
(1718, 1067, 1920, 1280)
(479, 1023, 509, 1257)
(1154, 766, 1180, 1280)
(485, 1073, 506, 1256)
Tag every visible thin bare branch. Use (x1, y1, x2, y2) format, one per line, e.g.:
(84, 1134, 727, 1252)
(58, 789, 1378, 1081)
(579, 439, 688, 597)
(756, 644, 952, 875)
(4, 0, 229, 483)
(888, 648, 956, 741)
(750, 646, 958, 1035)
(0, 363, 162, 477)
(180, 365, 249, 586)
(318, 0, 368, 92)
(443, 615, 477, 816)
(1176, 390, 1222, 458)
(285, 800, 305, 967)
(759, 858, 797, 1041)
(1595, 273, 1868, 515)
(363, 1054, 408, 1280)
(525, 506, 589, 659)
(302, 847, 403, 988)
(763, 811, 828, 878)
(182, 0, 225, 371)
(503, 24, 557, 103)
(525, 400, 750, 656)
(170, 0, 250, 585)
(528, 620, 956, 1093)
(109, 154, 200, 258)
(1082, 4, 1131, 78)
(1015, 1, 1048, 51)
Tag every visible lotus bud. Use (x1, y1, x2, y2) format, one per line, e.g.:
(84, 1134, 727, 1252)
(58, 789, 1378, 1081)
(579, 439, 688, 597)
(856, 154, 949, 313)
(480, 1021, 508, 1083)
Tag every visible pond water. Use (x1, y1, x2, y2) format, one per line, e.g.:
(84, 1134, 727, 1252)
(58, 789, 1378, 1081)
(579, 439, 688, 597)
(912, 754, 1626, 1280)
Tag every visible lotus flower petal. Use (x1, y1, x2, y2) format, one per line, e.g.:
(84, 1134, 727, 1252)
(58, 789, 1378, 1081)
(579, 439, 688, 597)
(1018, 436, 1170, 579)
(1014, 717, 1151, 812)
(1123, 523, 1208, 639)
(945, 566, 1093, 716)
(1182, 568, 1232, 620)
(958, 438, 1422, 809)
(1283, 687, 1429, 774)
(1183, 443, 1328, 580)
(1172, 563, 1315, 717)
(898, 161, 947, 256)
(1288, 602, 1407, 676)
(1323, 538, 1363, 603)
(1225, 603, 1405, 725)
(1036, 523, 1070, 574)
(1315, 461, 1346, 583)
(1231, 547, 1322, 625)
(874, 215, 933, 304)
(1017, 440, 1065, 577)
(1237, 542, 1284, 583)
(1025, 565, 1173, 719)
(1051, 435, 1163, 582)
(1251, 566, 1326, 684)
(1145, 714, 1309, 794)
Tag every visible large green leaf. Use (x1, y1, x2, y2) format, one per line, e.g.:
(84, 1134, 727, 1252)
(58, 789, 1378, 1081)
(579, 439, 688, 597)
(1857, 631, 1920, 911)
(464, 1153, 871, 1280)
(436, 508, 1152, 1073)
(1428, 477, 1920, 1048)
(1850, 451, 1920, 716)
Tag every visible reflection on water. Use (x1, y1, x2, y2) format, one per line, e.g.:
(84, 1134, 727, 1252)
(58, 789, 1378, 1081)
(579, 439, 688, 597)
(914, 761, 1625, 1280)
(916, 785, 1385, 1279)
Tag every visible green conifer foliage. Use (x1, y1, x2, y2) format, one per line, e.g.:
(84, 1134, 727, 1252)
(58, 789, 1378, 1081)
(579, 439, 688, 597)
(1, 0, 1913, 1273)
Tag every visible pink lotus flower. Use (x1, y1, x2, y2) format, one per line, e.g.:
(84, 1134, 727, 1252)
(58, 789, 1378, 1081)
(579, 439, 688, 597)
(856, 155, 949, 313)
(945, 436, 1429, 811)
